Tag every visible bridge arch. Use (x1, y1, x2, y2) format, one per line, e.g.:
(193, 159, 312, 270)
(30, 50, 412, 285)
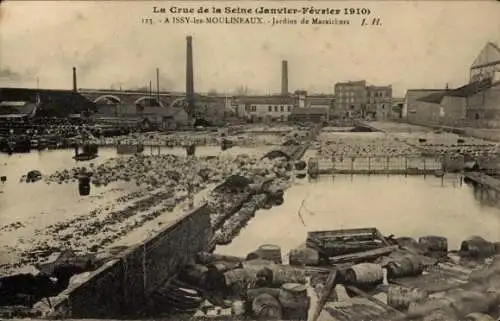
(134, 96, 165, 108)
(168, 96, 187, 109)
(93, 95, 122, 104)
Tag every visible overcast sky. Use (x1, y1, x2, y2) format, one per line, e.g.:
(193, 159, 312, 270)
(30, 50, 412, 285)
(1, 1, 499, 97)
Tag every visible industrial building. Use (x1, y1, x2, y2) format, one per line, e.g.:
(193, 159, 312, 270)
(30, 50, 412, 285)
(236, 60, 334, 123)
(333, 80, 392, 120)
(403, 42, 500, 128)
(236, 96, 295, 122)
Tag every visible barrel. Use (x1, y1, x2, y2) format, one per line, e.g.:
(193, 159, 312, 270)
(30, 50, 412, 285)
(278, 283, 309, 320)
(295, 161, 307, 171)
(231, 300, 245, 316)
(252, 293, 283, 320)
(461, 237, 496, 258)
(288, 245, 320, 266)
(78, 177, 91, 196)
(272, 265, 306, 286)
(186, 144, 196, 156)
(257, 244, 282, 264)
(387, 285, 428, 311)
(344, 263, 384, 286)
(464, 313, 495, 321)
(278, 283, 309, 308)
(386, 254, 424, 279)
(419, 236, 448, 255)
(395, 237, 420, 249)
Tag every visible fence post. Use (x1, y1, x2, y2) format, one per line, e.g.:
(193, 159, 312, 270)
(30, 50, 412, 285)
(386, 156, 389, 170)
(351, 157, 354, 172)
(368, 157, 371, 173)
(424, 158, 427, 172)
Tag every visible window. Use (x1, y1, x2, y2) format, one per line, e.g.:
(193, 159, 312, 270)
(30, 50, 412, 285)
(251, 105, 256, 112)
(280, 106, 284, 112)
(268, 106, 272, 112)
(287, 106, 291, 112)
(382, 104, 385, 109)
(274, 106, 278, 112)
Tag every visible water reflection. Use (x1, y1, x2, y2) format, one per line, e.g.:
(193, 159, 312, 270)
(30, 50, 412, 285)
(216, 174, 500, 259)
(0, 146, 272, 228)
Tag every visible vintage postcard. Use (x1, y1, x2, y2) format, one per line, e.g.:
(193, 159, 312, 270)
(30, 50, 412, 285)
(1, 0, 500, 320)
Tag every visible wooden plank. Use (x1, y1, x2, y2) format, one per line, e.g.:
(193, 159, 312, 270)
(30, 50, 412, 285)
(311, 269, 338, 321)
(345, 285, 404, 317)
(329, 245, 398, 264)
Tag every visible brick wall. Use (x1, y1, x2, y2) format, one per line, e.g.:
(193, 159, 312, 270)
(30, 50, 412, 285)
(45, 205, 213, 318)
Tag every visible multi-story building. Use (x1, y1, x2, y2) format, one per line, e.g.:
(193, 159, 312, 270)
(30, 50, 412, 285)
(334, 80, 367, 118)
(333, 80, 392, 120)
(365, 85, 393, 120)
(236, 96, 295, 122)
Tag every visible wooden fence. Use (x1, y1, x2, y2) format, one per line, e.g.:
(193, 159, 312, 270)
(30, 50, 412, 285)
(308, 156, 443, 176)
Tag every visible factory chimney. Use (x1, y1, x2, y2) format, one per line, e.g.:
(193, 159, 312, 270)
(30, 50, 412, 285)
(186, 36, 195, 119)
(72, 67, 77, 92)
(281, 60, 288, 96)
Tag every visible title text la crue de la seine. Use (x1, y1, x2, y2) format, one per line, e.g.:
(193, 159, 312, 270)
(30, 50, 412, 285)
(152, 6, 373, 26)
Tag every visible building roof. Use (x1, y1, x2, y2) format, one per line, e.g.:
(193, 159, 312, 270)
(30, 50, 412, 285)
(0, 87, 96, 116)
(237, 95, 295, 105)
(404, 89, 446, 108)
(444, 78, 494, 97)
(335, 80, 366, 87)
(291, 107, 328, 115)
(471, 42, 500, 69)
(418, 91, 449, 104)
(418, 78, 495, 103)
(366, 85, 392, 90)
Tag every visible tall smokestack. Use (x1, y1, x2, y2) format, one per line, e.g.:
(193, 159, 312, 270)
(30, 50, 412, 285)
(156, 68, 160, 102)
(281, 60, 288, 96)
(186, 36, 195, 118)
(72, 67, 77, 92)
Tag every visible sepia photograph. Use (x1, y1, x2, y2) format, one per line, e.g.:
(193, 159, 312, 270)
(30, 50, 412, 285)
(1, 0, 500, 320)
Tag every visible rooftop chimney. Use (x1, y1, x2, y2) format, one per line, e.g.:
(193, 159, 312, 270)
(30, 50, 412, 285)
(186, 36, 195, 118)
(281, 60, 288, 96)
(72, 67, 77, 92)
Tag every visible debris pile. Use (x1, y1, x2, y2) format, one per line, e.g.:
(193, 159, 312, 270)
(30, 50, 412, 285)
(150, 228, 500, 321)
(315, 132, 420, 157)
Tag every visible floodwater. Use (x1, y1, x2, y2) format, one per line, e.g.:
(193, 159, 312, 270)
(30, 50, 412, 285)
(0, 145, 273, 261)
(216, 174, 500, 259)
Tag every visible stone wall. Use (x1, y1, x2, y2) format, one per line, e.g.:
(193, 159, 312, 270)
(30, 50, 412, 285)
(44, 204, 213, 319)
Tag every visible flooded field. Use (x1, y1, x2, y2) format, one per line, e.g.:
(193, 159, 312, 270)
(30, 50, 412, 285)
(0, 145, 274, 272)
(216, 174, 500, 259)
